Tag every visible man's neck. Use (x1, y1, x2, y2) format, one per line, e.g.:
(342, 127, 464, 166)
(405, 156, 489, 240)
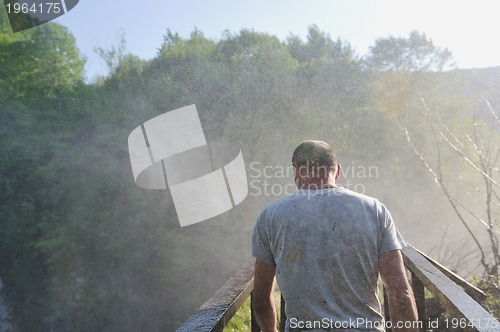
(298, 178, 337, 190)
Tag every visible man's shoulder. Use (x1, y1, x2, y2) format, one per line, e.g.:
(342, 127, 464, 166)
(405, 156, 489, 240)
(258, 188, 387, 218)
(340, 188, 381, 204)
(323, 188, 389, 216)
(263, 188, 382, 205)
(256, 192, 306, 222)
(261, 193, 296, 212)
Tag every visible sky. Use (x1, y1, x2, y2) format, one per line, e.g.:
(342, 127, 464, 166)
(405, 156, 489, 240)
(53, 0, 500, 80)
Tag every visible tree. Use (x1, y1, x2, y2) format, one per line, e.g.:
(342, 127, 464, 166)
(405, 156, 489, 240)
(287, 25, 358, 65)
(364, 30, 455, 71)
(405, 98, 500, 285)
(285, 25, 365, 117)
(0, 21, 85, 100)
(94, 30, 129, 78)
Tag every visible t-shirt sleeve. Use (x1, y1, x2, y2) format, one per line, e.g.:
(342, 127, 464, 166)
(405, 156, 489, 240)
(379, 203, 407, 254)
(252, 211, 276, 267)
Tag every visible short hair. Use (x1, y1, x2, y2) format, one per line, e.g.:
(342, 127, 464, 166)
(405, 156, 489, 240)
(292, 140, 337, 176)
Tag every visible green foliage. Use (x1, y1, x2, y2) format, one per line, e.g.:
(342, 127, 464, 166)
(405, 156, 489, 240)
(94, 30, 127, 76)
(224, 297, 252, 332)
(471, 278, 500, 317)
(364, 30, 455, 71)
(287, 25, 357, 65)
(0, 22, 85, 101)
(224, 288, 283, 332)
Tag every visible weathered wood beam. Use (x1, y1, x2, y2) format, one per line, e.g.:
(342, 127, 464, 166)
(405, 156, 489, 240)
(413, 246, 487, 304)
(177, 259, 255, 332)
(402, 246, 499, 332)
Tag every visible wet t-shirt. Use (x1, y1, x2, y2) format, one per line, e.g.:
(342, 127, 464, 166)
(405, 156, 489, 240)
(252, 188, 406, 331)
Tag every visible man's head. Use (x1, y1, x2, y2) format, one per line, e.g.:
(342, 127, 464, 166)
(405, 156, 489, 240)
(292, 140, 340, 189)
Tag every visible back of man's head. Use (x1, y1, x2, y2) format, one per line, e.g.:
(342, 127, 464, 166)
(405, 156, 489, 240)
(292, 140, 337, 177)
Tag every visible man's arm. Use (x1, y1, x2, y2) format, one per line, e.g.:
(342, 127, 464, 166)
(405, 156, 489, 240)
(252, 258, 278, 332)
(379, 250, 419, 332)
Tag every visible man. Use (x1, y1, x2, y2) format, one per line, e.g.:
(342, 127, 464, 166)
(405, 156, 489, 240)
(252, 140, 418, 332)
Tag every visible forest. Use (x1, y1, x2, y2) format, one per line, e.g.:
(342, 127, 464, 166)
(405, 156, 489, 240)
(1, 9, 499, 331)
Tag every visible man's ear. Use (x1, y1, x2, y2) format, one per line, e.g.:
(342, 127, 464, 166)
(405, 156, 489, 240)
(292, 162, 300, 178)
(335, 164, 342, 180)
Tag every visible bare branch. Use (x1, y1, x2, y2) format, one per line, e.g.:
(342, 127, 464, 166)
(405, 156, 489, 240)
(438, 131, 500, 189)
(405, 127, 488, 266)
(455, 200, 491, 230)
(485, 98, 500, 128)
(404, 128, 441, 182)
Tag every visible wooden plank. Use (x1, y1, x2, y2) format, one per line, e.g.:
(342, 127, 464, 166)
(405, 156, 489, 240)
(383, 288, 392, 332)
(251, 293, 260, 332)
(411, 272, 426, 331)
(402, 247, 500, 332)
(280, 294, 286, 332)
(177, 259, 255, 332)
(413, 247, 487, 304)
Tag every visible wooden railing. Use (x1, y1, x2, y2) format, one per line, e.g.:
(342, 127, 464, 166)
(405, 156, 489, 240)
(177, 246, 499, 332)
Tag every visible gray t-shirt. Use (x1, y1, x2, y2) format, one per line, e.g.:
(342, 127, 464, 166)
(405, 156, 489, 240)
(252, 188, 406, 331)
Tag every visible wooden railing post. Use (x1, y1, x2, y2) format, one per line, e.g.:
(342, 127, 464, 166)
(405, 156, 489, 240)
(411, 272, 426, 331)
(250, 291, 260, 332)
(250, 291, 286, 332)
(383, 287, 392, 332)
(279, 294, 286, 332)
